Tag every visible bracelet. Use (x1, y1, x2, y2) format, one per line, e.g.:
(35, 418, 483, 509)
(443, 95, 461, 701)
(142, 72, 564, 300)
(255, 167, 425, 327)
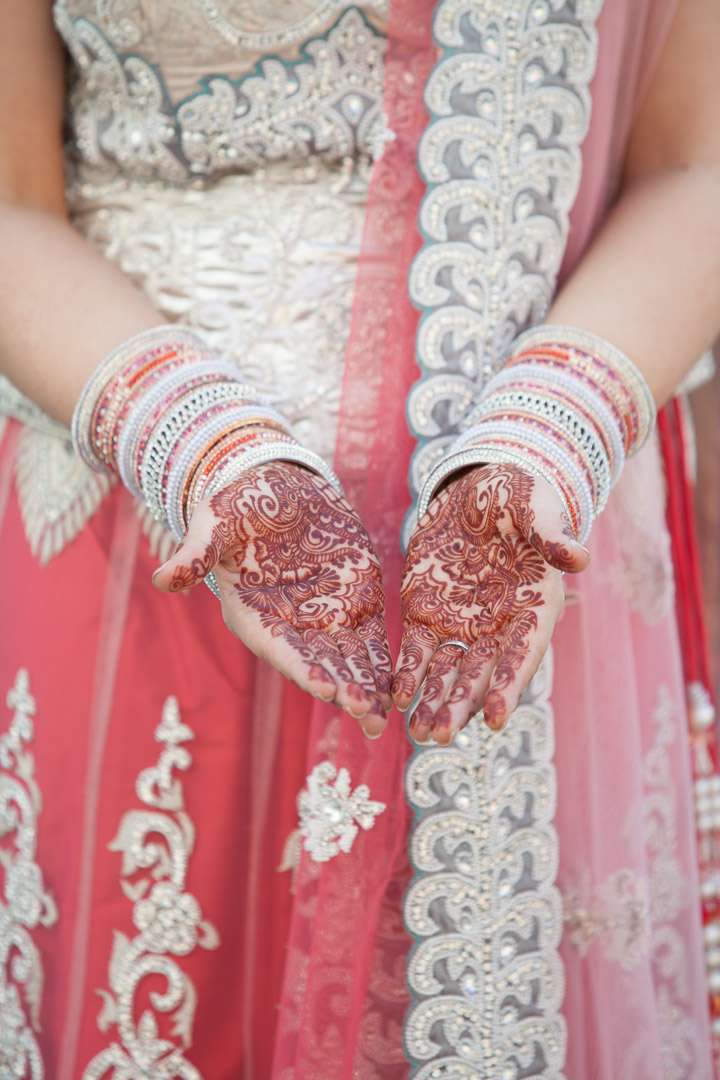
(417, 324, 656, 544)
(72, 326, 344, 554)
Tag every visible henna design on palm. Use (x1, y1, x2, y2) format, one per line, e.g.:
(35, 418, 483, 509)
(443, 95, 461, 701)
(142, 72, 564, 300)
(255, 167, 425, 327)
(153, 462, 393, 735)
(393, 464, 589, 744)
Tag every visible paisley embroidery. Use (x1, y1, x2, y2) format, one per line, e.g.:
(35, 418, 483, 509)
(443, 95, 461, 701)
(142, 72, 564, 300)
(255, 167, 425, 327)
(297, 761, 386, 862)
(82, 697, 220, 1080)
(405, 0, 603, 535)
(53, 4, 386, 185)
(403, 650, 566, 1079)
(0, 670, 58, 1080)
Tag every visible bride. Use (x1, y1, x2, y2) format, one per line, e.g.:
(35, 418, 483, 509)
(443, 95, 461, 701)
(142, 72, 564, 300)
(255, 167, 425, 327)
(0, 0, 718, 1076)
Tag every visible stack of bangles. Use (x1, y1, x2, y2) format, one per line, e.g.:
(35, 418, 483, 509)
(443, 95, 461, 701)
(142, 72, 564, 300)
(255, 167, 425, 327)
(71, 324, 343, 544)
(417, 324, 657, 545)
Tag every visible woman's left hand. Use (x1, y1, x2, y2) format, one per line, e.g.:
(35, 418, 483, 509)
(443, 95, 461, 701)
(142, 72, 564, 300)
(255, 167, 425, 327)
(392, 463, 590, 744)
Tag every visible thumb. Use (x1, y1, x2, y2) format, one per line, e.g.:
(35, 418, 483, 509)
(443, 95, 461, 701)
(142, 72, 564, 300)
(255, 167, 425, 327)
(152, 504, 224, 593)
(520, 497, 591, 575)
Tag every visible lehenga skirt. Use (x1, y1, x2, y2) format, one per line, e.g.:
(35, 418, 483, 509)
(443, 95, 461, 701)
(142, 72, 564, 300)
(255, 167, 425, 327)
(0, 165, 713, 1079)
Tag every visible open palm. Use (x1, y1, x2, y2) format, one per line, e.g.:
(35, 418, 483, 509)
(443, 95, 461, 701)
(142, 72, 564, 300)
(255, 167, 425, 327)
(393, 464, 589, 744)
(153, 461, 392, 736)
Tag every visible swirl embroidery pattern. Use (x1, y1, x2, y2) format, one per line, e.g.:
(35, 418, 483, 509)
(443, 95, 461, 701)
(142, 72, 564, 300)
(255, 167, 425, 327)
(53, 4, 386, 185)
(82, 697, 220, 1080)
(0, 670, 58, 1080)
(404, 651, 565, 1079)
(405, 0, 603, 528)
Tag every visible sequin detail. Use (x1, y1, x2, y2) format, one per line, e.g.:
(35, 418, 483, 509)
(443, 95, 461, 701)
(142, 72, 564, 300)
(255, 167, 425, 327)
(405, 0, 603, 534)
(404, 650, 566, 1079)
(53, 4, 386, 185)
(0, 670, 58, 1080)
(82, 697, 220, 1080)
(297, 761, 386, 862)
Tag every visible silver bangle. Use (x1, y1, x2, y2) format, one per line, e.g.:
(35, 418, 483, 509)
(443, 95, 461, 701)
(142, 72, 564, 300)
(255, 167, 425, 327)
(71, 325, 208, 470)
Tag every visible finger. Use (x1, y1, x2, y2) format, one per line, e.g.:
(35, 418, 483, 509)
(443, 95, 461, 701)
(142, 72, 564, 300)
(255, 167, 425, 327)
(392, 624, 439, 710)
(332, 627, 387, 737)
(407, 643, 466, 744)
(356, 615, 394, 711)
(251, 616, 338, 701)
(517, 492, 590, 574)
(430, 637, 498, 745)
(302, 628, 375, 721)
(152, 503, 227, 593)
(482, 603, 558, 730)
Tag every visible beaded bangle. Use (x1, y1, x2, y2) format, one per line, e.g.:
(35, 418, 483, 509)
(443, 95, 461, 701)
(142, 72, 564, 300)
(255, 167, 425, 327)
(418, 324, 656, 545)
(72, 326, 345, 562)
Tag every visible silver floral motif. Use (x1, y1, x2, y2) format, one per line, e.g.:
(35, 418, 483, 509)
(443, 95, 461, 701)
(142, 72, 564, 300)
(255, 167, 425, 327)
(0, 670, 58, 1080)
(404, 650, 566, 1079)
(53, 3, 386, 185)
(405, 0, 604, 531)
(298, 761, 386, 862)
(82, 697, 220, 1080)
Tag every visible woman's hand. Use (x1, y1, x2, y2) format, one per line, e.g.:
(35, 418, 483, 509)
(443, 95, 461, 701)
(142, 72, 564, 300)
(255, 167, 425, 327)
(392, 464, 590, 745)
(152, 461, 393, 737)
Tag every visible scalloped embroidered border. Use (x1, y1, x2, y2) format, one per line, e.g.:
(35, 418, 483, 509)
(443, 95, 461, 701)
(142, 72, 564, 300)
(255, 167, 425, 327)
(405, 0, 603, 539)
(404, 649, 566, 1078)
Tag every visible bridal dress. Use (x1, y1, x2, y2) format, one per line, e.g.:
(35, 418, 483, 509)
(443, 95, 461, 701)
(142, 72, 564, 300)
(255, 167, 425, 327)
(0, 1, 716, 1077)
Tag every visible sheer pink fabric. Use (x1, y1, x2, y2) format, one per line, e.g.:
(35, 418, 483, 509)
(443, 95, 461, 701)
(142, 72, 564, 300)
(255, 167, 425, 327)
(273, 0, 711, 1076)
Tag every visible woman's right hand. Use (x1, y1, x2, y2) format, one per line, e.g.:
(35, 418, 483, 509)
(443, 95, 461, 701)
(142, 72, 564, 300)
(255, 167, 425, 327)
(152, 460, 393, 737)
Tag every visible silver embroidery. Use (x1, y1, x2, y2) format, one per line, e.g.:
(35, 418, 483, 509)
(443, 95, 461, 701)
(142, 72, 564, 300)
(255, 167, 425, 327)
(564, 870, 651, 970)
(405, 0, 603, 524)
(178, 10, 385, 176)
(54, 4, 386, 185)
(0, 670, 58, 1080)
(404, 650, 566, 1079)
(82, 697, 220, 1080)
(298, 761, 386, 862)
(14, 427, 116, 566)
(182, 0, 389, 50)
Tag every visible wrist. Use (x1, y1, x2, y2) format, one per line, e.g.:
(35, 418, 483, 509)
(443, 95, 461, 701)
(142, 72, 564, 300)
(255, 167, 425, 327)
(71, 325, 343, 540)
(418, 324, 656, 543)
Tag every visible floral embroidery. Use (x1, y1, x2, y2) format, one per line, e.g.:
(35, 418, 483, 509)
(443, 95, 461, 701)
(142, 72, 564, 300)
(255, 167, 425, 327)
(53, 4, 386, 186)
(0, 670, 58, 1080)
(82, 697, 220, 1080)
(564, 869, 651, 970)
(297, 761, 386, 862)
(563, 687, 707, 1079)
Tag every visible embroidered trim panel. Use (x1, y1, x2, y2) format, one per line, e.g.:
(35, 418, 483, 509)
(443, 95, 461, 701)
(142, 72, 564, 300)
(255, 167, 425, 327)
(82, 696, 220, 1080)
(53, 4, 387, 186)
(405, 0, 603, 539)
(404, 649, 566, 1078)
(0, 670, 58, 1080)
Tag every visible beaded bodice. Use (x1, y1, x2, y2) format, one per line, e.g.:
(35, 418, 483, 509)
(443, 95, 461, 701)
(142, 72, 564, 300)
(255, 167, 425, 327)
(53, 0, 389, 187)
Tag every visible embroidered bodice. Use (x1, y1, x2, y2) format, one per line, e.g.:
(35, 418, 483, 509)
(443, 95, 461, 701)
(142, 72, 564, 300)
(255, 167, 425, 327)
(53, 0, 389, 188)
